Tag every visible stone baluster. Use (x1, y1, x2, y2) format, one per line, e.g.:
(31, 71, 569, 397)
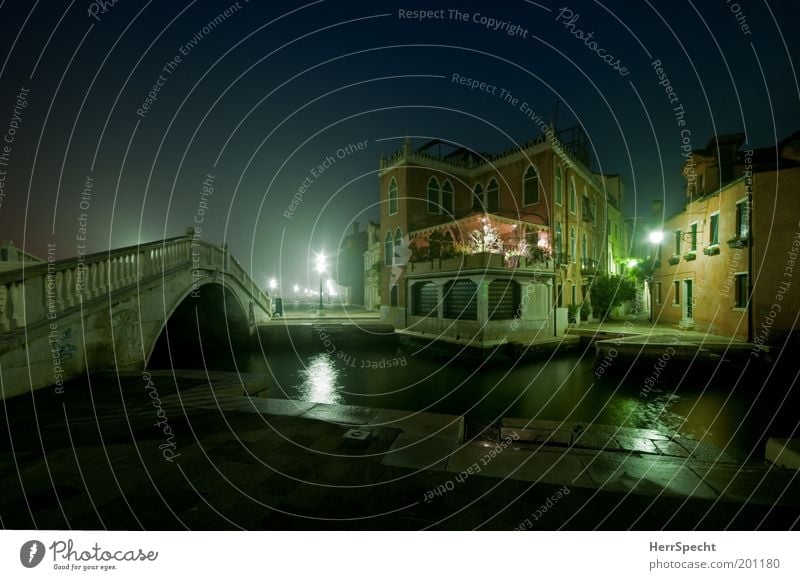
(64, 269, 75, 308)
(122, 255, 131, 286)
(91, 261, 101, 296)
(8, 282, 24, 328)
(95, 261, 105, 296)
(55, 271, 65, 311)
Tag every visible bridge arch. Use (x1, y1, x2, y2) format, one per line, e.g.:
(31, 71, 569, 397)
(145, 279, 253, 370)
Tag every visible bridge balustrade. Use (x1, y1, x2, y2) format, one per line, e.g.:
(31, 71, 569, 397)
(0, 236, 270, 333)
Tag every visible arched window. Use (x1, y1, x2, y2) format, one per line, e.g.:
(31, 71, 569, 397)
(486, 178, 499, 212)
(555, 222, 563, 258)
(570, 226, 576, 262)
(441, 180, 454, 216)
(472, 183, 484, 210)
(388, 177, 398, 215)
(394, 228, 403, 264)
(569, 178, 577, 215)
(555, 166, 563, 205)
(591, 196, 597, 225)
(384, 231, 394, 266)
(581, 233, 587, 262)
(427, 177, 440, 214)
(523, 165, 539, 205)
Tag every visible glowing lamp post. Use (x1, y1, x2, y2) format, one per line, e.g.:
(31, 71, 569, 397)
(314, 252, 327, 311)
(268, 278, 278, 293)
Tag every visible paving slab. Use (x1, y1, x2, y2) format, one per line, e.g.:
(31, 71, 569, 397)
(614, 436, 659, 454)
(654, 439, 691, 457)
(369, 408, 463, 440)
(381, 432, 452, 471)
(446, 443, 594, 488)
(689, 462, 800, 506)
(582, 453, 717, 499)
(300, 403, 380, 426)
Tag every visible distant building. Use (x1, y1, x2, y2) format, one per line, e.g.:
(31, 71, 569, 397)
(603, 174, 630, 276)
(335, 222, 368, 305)
(363, 221, 381, 310)
(0, 241, 44, 273)
(377, 127, 619, 342)
(650, 130, 800, 344)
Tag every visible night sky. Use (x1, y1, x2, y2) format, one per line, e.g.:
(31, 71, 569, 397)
(0, 0, 798, 291)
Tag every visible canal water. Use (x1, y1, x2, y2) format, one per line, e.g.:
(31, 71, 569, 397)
(163, 326, 798, 457)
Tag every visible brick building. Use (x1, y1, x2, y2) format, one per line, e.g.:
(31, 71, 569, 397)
(377, 128, 619, 342)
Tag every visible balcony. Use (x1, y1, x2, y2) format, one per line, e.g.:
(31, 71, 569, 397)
(580, 258, 600, 275)
(703, 245, 720, 256)
(407, 251, 553, 275)
(581, 205, 594, 223)
(553, 252, 571, 267)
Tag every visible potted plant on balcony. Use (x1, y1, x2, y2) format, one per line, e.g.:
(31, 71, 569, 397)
(703, 245, 720, 256)
(668, 255, 680, 265)
(580, 301, 591, 321)
(683, 251, 697, 261)
(504, 248, 523, 268)
(567, 304, 579, 325)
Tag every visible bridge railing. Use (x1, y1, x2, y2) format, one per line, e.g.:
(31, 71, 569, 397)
(0, 236, 270, 332)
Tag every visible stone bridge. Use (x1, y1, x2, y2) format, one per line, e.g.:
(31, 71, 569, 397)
(0, 235, 272, 399)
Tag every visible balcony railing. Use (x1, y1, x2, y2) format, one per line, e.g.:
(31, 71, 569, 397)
(407, 252, 554, 275)
(580, 258, 600, 274)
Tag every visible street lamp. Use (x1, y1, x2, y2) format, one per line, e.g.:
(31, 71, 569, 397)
(268, 278, 278, 293)
(314, 252, 327, 311)
(648, 230, 664, 245)
(292, 284, 299, 299)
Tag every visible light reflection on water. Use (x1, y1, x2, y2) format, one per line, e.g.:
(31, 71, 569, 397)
(296, 354, 343, 405)
(223, 342, 796, 454)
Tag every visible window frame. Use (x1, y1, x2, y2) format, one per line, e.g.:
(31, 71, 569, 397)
(709, 212, 720, 246)
(689, 221, 698, 252)
(569, 226, 576, 263)
(441, 179, 454, 216)
(734, 271, 748, 310)
(735, 198, 749, 239)
(523, 165, 540, 206)
(384, 231, 394, 266)
(486, 178, 499, 212)
(673, 280, 681, 305)
(426, 176, 441, 214)
(388, 177, 399, 216)
(569, 177, 577, 215)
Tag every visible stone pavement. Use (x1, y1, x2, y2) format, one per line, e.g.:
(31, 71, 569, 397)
(0, 371, 797, 530)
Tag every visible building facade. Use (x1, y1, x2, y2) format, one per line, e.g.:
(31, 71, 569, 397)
(651, 131, 800, 344)
(363, 221, 381, 311)
(377, 129, 616, 342)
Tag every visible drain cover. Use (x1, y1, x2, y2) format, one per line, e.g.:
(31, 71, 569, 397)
(343, 428, 372, 441)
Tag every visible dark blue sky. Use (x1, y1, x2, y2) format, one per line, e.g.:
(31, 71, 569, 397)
(0, 0, 798, 290)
